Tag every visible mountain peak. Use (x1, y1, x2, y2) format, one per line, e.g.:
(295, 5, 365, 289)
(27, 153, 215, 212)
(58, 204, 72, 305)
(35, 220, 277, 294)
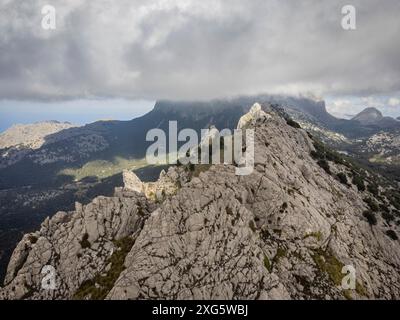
(352, 107, 383, 124)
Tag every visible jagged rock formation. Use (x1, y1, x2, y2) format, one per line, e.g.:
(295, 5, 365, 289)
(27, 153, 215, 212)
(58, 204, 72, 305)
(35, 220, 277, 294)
(122, 170, 144, 194)
(1, 104, 400, 300)
(0, 190, 156, 300)
(123, 167, 190, 202)
(237, 103, 271, 129)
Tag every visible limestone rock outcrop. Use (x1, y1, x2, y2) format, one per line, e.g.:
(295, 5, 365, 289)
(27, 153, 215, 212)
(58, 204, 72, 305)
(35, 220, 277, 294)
(0, 190, 156, 300)
(122, 170, 144, 194)
(123, 167, 190, 202)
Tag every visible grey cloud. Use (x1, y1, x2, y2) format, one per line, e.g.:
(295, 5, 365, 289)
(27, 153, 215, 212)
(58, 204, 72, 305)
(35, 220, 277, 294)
(0, 0, 399, 101)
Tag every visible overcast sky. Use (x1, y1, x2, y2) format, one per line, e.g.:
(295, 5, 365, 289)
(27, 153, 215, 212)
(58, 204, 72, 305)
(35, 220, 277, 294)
(0, 0, 399, 127)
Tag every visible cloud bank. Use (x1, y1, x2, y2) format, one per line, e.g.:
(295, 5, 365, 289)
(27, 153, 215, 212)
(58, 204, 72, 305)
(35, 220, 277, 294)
(0, 0, 400, 101)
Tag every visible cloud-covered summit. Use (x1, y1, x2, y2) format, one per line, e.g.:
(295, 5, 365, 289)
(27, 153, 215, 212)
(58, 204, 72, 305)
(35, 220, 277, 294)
(1, 0, 400, 101)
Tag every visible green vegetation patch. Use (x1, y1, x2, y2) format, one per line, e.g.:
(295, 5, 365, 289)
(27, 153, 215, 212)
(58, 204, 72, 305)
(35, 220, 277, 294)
(73, 236, 135, 300)
(59, 157, 148, 181)
(385, 190, 400, 210)
(286, 118, 302, 129)
(364, 198, 379, 212)
(312, 249, 344, 286)
(386, 230, 398, 241)
(363, 211, 377, 226)
(312, 248, 367, 299)
(262, 247, 287, 272)
(352, 174, 365, 192)
(336, 172, 348, 186)
(80, 233, 91, 249)
(271, 246, 287, 268)
(310, 138, 345, 167)
(304, 231, 323, 242)
(317, 159, 331, 174)
(263, 254, 272, 273)
(28, 235, 38, 244)
(367, 183, 380, 197)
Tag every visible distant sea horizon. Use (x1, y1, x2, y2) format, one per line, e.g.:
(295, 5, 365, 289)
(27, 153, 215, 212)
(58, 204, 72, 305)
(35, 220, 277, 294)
(0, 99, 155, 133)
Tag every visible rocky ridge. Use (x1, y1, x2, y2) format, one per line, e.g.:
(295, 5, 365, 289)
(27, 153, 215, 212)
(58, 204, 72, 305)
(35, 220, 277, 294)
(0, 121, 76, 150)
(1, 104, 400, 300)
(0, 121, 77, 169)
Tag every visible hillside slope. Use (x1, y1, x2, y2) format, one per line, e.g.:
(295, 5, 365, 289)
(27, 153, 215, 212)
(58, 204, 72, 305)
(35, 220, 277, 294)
(0, 121, 76, 150)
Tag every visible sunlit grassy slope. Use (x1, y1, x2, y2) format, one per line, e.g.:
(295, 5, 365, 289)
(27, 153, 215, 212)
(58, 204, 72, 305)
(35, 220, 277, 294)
(370, 154, 400, 166)
(59, 157, 149, 181)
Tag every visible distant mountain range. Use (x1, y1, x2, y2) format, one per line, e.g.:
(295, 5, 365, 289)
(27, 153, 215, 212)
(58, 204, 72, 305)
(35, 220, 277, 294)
(0, 121, 76, 150)
(1, 95, 400, 190)
(352, 107, 384, 124)
(351, 107, 400, 128)
(0, 95, 400, 284)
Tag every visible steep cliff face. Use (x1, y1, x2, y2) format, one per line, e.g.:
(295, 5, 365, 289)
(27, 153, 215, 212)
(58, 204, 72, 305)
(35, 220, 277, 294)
(1, 104, 400, 300)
